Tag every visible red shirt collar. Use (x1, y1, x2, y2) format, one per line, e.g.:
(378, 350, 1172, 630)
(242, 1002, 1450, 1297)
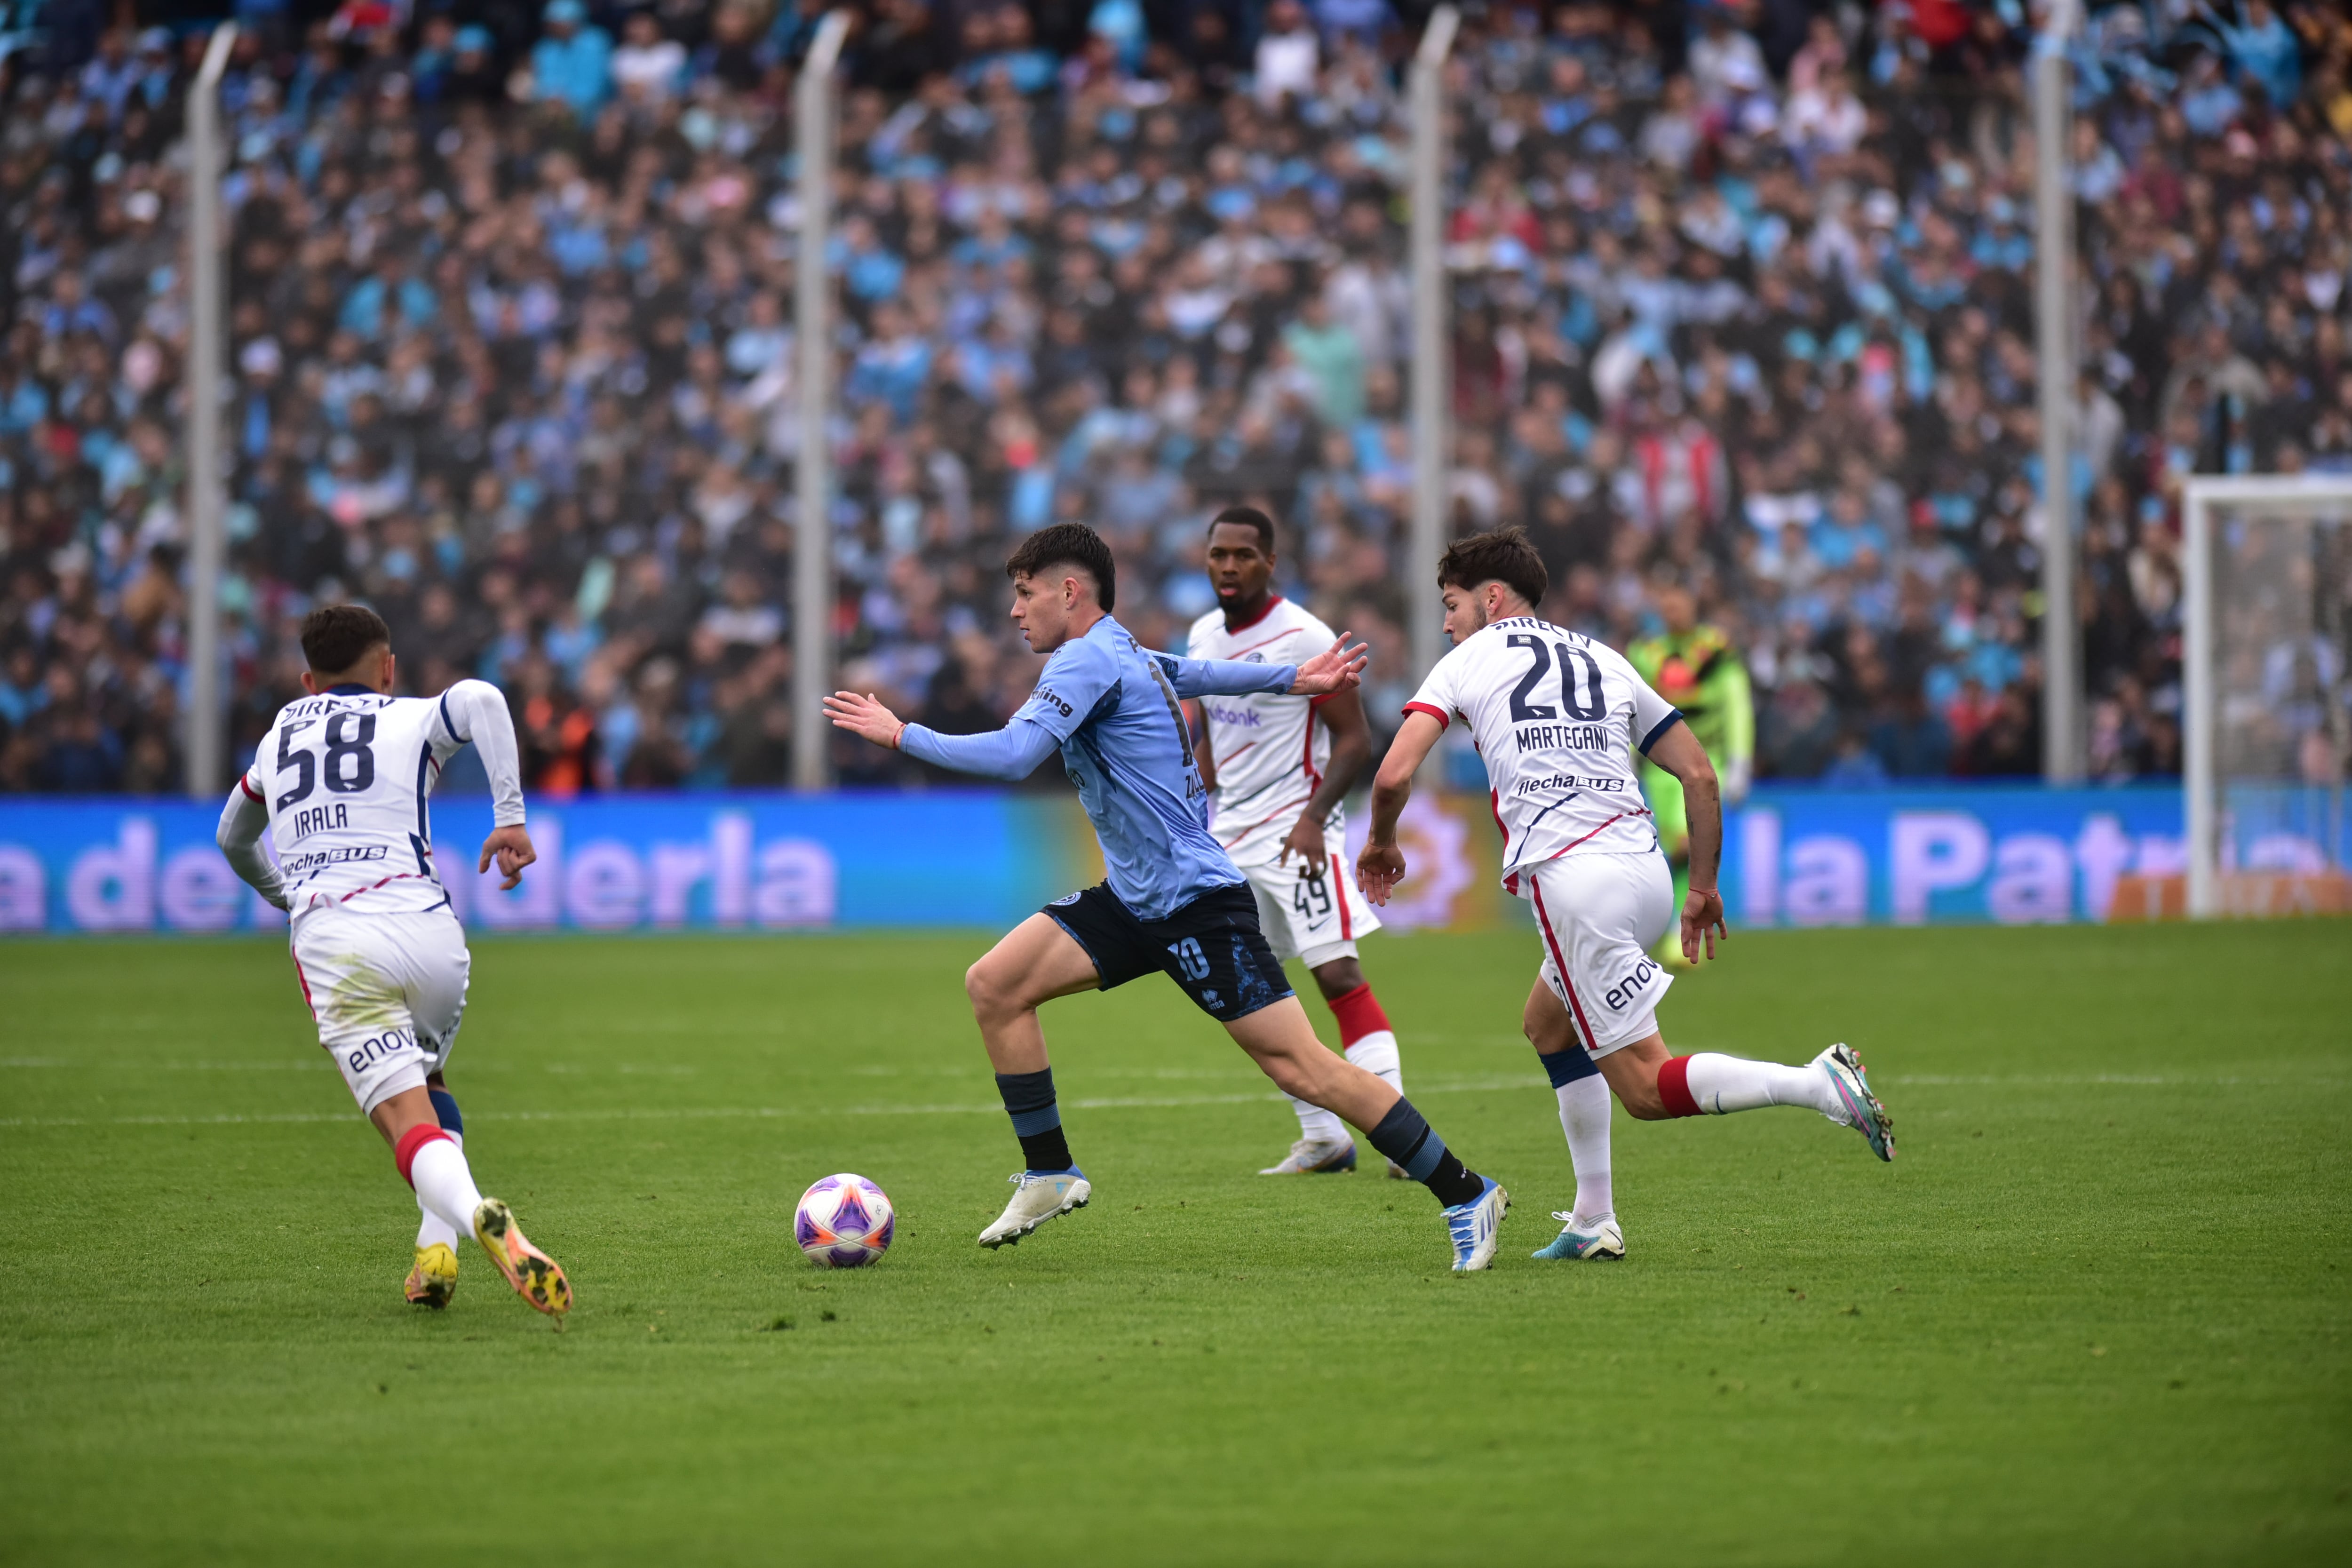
(1222, 593, 1284, 634)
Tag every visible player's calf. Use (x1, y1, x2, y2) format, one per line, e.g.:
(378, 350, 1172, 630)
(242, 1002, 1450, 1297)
(1525, 981, 1616, 1227)
(381, 1092, 572, 1320)
(1599, 1035, 1896, 1161)
(406, 1077, 468, 1299)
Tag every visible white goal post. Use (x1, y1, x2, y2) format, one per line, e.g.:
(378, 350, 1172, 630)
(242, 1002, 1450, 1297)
(2181, 474, 2352, 917)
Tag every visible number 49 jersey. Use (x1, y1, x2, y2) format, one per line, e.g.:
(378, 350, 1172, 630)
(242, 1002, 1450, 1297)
(1405, 616, 1683, 892)
(1184, 596, 1343, 868)
(238, 679, 524, 918)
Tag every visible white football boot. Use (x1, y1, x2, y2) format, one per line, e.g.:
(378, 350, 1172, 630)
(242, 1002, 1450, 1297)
(1443, 1177, 1510, 1272)
(1532, 1212, 1625, 1261)
(977, 1170, 1091, 1248)
(1813, 1043, 1896, 1161)
(1258, 1137, 1359, 1175)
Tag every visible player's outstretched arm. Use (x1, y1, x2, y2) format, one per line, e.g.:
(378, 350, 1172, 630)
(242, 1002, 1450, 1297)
(1158, 636, 1368, 700)
(824, 690, 908, 749)
(215, 778, 289, 909)
(1355, 709, 1445, 906)
(1287, 635, 1369, 696)
(1646, 720, 1726, 960)
(827, 690, 1063, 781)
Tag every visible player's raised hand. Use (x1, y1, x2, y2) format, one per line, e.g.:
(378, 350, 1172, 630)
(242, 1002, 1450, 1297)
(479, 824, 537, 891)
(1356, 838, 1406, 907)
(1680, 885, 1727, 963)
(824, 690, 908, 749)
(1288, 634, 1370, 696)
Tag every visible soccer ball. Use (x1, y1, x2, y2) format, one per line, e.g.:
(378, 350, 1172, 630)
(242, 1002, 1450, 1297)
(794, 1173, 896, 1268)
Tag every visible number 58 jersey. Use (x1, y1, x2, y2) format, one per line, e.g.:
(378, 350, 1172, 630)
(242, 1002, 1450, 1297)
(238, 679, 524, 919)
(1404, 616, 1682, 893)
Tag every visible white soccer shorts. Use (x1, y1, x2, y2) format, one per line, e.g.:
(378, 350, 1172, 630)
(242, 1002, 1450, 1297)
(289, 905, 471, 1115)
(1522, 851, 1675, 1058)
(1240, 830, 1382, 971)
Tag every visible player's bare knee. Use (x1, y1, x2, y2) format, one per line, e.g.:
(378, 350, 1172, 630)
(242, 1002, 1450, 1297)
(964, 959, 1018, 1022)
(1311, 957, 1365, 1000)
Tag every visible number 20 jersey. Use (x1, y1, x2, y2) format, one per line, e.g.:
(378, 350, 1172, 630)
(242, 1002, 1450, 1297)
(240, 686, 473, 918)
(1404, 616, 1682, 892)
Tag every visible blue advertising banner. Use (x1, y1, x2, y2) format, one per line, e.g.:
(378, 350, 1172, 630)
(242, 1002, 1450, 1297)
(1723, 784, 2184, 927)
(0, 784, 2185, 936)
(0, 793, 1090, 936)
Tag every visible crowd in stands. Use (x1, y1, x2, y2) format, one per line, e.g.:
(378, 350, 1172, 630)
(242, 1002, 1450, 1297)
(3, 0, 2349, 796)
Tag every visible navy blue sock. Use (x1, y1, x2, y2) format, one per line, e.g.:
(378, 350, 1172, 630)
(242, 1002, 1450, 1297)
(1538, 1046, 1600, 1088)
(994, 1068, 1074, 1174)
(1366, 1097, 1483, 1207)
(428, 1086, 463, 1137)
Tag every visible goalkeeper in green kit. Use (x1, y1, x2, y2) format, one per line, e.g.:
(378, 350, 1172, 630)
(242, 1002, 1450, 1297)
(1626, 581, 1753, 968)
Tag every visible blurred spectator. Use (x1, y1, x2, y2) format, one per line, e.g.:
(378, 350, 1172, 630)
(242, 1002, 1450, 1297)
(526, 0, 612, 119)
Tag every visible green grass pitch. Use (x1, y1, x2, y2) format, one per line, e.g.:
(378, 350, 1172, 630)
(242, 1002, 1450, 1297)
(2, 920, 2346, 1565)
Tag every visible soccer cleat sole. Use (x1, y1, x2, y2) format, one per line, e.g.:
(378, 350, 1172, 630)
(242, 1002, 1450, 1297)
(471, 1199, 572, 1317)
(977, 1181, 1091, 1249)
(404, 1243, 459, 1308)
(1825, 1044, 1896, 1162)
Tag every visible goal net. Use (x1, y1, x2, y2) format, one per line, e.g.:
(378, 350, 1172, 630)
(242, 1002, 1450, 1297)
(2181, 476, 2352, 918)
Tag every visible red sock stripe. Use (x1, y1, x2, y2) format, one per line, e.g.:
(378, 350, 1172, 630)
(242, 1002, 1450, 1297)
(1657, 1056, 1702, 1119)
(1327, 982, 1390, 1047)
(394, 1124, 452, 1188)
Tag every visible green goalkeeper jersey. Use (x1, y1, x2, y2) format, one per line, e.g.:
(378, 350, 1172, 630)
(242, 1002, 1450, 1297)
(1626, 624, 1754, 779)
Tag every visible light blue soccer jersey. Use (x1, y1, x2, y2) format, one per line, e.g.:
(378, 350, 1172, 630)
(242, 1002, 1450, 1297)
(900, 616, 1298, 921)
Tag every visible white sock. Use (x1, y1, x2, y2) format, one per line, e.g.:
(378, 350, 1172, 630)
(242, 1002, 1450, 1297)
(416, 1129, 463, 1249)
(1291, 1094, 1349, 1145)
(1343, 1032, 1404, 1093)
(409, 1135, 485, 1239)
(1556, 1075, 1613, 1224)
(1684, 1052, 1838, 1116)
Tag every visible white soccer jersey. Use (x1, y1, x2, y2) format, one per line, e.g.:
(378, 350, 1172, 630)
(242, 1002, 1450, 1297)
(1405, 615, 1681, 891)
(1186, 596, 1343, 867)
(234, 679, 524, 919)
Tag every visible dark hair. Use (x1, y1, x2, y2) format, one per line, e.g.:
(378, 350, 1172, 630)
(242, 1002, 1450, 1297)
(1206, 505, 1276, 555)
(1006, 522, 1117, 613)
(1437, 527, 1549, 609)
(299, 603, 392, 675)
